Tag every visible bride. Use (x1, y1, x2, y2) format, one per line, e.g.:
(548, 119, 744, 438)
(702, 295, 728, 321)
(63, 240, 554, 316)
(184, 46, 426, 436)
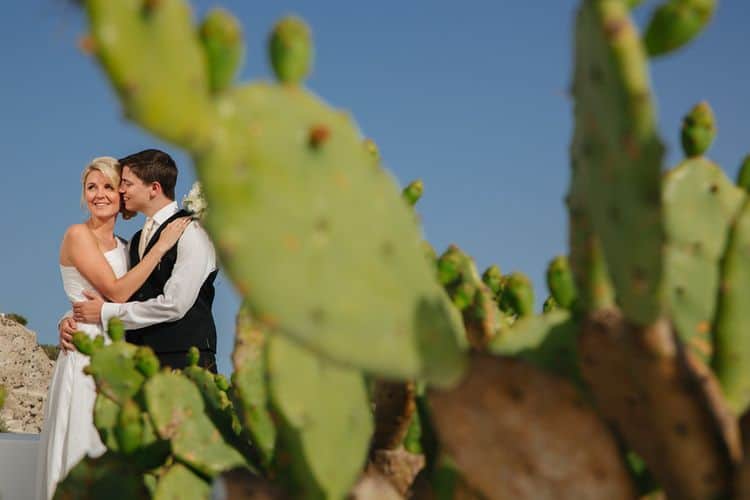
(35, 156, 190, 499)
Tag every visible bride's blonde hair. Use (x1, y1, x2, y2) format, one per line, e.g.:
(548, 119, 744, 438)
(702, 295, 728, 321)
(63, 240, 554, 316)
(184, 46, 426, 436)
(81, 156, 136, 220)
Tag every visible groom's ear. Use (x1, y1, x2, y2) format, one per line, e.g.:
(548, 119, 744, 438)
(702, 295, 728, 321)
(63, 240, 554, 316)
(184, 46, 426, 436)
(149, 181, 164, 199)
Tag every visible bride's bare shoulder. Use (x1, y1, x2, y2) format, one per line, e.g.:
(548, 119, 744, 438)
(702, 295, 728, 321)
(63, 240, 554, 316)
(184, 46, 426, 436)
(61, 224, 96, 247)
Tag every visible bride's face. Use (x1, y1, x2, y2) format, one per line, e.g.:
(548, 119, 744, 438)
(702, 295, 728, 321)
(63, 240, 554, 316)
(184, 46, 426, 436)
(84, 170, 120, 220)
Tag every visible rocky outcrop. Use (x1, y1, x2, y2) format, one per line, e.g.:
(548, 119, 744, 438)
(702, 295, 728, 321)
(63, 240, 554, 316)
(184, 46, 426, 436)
(0, 317, 54, 433)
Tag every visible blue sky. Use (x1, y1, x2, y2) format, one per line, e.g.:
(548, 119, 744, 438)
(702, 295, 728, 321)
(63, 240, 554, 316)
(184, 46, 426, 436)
(1, 1, 749, 374)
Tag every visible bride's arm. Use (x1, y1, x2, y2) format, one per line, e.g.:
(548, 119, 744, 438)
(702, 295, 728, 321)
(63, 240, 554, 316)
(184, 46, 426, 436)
(64, 219, 191, 302)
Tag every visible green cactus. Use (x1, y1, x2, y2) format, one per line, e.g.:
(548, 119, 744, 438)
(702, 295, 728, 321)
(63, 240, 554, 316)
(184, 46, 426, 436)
(108, 317, 125, 342)
(542, 296, 559, 313)
(182, 360, 257, 467)
(231, 304, 276, 468)
(93, 394, 120, 451)
(571, 0, 665, 326)
(199, 8, 243, 93)
(712, 198, 750, 414)
(133, 346, 160, 378)
(116, 398, 144, 455)
(143, 371, 248, 477)
(490, 309, 580, 383)
(481, 264, 503, 300)
(402, 179, 424, 207)
(268, 16, 313, 84)
(85, 341, 144, 404)
(72, 331, 95, 356)
(545, 256, 578, 310)
(186, 346, 200, 367)
(498, 272, 535, 318)
(82, 0, 466, 386)
(267, 333, 373, 499)
(402, 410, 423, 454)
(214, 373, 230, 392)
(435, 245, 505, 349)
(53, 452, 149, 499)
(736, 154, 750, 192)
(681, 101, 716, 157)
(152, 463, 211, 500)
(566, 181, 616, 312)
(644, 0, 717, 57)
(663, 152, 744, 361)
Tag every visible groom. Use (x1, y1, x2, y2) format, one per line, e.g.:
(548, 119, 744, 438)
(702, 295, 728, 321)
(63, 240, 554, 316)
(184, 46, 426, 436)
(59, 149, 219, 372)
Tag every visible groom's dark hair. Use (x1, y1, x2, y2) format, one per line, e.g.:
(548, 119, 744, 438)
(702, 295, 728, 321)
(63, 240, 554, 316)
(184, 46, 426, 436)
(119, 149, 178, 200)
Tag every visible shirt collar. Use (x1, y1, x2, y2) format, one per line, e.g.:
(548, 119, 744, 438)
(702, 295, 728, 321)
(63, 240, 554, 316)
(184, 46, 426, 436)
(151, 201, 179, 226)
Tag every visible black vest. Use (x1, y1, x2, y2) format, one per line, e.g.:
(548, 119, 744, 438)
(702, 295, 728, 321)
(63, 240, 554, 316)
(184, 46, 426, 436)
(125, 209, 218, 354)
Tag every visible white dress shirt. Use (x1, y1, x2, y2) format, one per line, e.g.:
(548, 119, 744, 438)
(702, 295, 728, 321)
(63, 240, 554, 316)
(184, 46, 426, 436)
(100, 201, 217, 330)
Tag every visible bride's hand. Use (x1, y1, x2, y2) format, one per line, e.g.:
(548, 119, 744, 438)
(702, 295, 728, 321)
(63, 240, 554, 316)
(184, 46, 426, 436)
(153, 217, 192, 254)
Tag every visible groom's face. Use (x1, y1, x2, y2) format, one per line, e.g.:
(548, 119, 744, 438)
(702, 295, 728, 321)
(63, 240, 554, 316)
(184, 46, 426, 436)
(120, 166, 151, 213)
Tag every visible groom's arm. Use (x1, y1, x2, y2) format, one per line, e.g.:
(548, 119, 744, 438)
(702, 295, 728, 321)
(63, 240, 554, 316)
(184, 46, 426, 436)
(100, 222, 216, 330)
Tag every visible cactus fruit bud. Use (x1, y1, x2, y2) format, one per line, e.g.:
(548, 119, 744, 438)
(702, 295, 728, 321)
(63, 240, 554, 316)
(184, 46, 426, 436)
(363, 138, 380, 162)
(72, 332, 94, 356)
(499, 272, 535, 318)
(187, 346, 200, 367)
(481, 265, 503, 299)
(543, 296, 559, 313)
(437, 246, 463, 286)
(680, 101, 716, 157)
(268, 16, 313, 84)
(92, 335, 105, 351)
(644, 0, 717, 57)
(116, 399, 143, 455)
(199, 8, 244, 93)
(108, 318, 125, 342)
(214, 374, 230, 392)
(546, 256, 578, 310)
(308, 124, 330, 149)
(452, 282, 477, 311)
(0, 385, 6, 410)
(402, 180, 424, 207)
(134, 347, 160, 378)
(736, 155, 750, 193)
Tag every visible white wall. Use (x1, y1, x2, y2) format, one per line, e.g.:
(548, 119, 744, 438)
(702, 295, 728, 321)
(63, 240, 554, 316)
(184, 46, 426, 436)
(0, 433, 38, 500)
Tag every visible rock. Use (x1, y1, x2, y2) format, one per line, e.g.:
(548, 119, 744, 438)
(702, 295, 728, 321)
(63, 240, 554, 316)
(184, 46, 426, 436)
(0, 317, 54, 433)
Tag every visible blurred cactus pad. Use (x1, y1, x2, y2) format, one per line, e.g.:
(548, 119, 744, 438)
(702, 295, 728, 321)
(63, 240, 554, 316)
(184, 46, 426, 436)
(58, 0, 750, 499)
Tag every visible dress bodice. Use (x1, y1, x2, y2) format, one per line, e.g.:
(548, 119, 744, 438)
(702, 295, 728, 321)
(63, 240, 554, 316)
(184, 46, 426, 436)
(60, 238, 129, 304)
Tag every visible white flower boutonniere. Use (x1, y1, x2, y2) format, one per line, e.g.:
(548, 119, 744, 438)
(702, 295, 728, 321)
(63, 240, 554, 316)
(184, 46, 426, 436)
(182, 181, 208, 220)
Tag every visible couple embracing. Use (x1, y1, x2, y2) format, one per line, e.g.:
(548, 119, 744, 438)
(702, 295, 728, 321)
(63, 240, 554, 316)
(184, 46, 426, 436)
(36, 149, 219, 499)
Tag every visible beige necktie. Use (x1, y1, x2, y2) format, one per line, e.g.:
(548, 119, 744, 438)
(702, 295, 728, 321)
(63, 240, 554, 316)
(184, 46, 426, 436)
(139, 218, 155, 258)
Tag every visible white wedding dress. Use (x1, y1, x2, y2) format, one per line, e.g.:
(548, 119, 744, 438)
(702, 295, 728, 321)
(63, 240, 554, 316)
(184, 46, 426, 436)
(36, 239, 128, 500)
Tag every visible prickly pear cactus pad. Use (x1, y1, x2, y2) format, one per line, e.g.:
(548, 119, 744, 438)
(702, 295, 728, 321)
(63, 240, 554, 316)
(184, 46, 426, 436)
(83, 0, 466, 385)
(267, 333, 373, 499)
(663, 157, 745, 360)
(53, 452, 149, 499)
(153, 463, 211, 500)
(86, 341, 144, 404)
(713, 199, 750, 415)
(571, 0, 665, 325)
(232, 305, 276, 467)
(143, 372, 247, 477)
(489, 310, 583, 386)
